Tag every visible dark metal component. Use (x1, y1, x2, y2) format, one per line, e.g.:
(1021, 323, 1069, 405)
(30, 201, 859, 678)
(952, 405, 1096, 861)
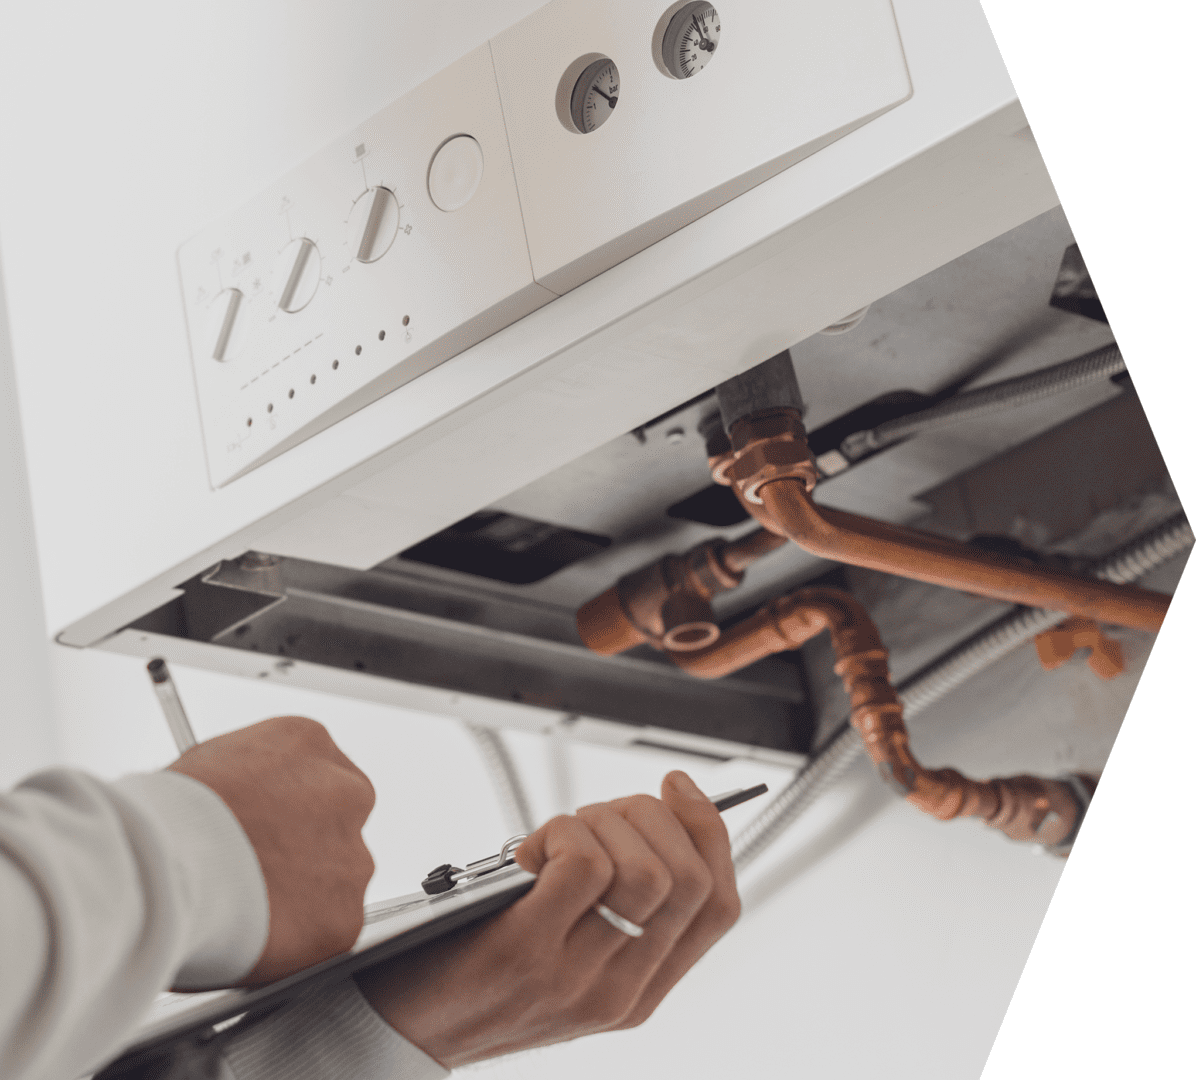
(423, 835, 530, 895)
(1050, 243, 1108, 323)
(715, 350, 805, 434)
(698, 409, 732, 459)
(399, 511, 611, 586)
(203, 552, 286, 597)
(420, 864, 462, 895)
(667, 483, 749, 527)
(1047, 773, 1098, 856)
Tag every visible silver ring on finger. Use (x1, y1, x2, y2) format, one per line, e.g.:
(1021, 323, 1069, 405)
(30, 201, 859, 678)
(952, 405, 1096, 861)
(594, 903, 645, 938)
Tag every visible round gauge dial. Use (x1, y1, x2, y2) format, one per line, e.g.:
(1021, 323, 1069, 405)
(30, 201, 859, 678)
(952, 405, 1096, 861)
(662, 3, 721, 79)
(570, 58, 620, 133)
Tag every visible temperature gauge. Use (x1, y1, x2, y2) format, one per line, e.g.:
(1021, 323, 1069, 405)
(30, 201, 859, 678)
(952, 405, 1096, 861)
(662, 3, 721, 79)
(569, 57, 620, 133)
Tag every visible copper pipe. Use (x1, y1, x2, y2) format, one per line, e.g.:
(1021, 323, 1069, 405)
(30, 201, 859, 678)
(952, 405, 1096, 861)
(575, 529, 787, 655)
(672, 586, 1095, 848)
(757, 480, 1169, 632)
(721, 527, 789, 572)
(668, 588, 838, 679)
(710, 409, 1171, 632)
(581, 403, 1169, 658)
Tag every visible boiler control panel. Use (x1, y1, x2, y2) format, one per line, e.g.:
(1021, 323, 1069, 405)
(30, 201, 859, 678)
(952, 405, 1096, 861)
(178, 45, 547, 487)
(179, 0, 910, 487)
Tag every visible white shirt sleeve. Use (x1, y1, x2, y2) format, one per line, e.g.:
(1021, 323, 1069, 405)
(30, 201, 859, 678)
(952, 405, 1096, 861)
(0, 767, 448, 1080)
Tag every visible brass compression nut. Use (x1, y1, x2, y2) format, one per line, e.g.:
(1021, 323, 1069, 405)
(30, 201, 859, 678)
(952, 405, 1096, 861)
(726, 409, 817, 503)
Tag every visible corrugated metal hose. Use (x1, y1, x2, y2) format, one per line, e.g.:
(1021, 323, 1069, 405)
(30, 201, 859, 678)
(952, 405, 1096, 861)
(840, 343, 1127, 462)
(467, 724, 537, 836)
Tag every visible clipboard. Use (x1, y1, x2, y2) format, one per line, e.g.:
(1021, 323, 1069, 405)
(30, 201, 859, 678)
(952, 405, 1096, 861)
(91, 862, 535, 1079)
(90, 782, 767, 1079)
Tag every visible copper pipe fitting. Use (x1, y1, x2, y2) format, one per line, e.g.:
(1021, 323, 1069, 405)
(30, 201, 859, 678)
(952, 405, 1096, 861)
(671, 586, 1096, 850)
(576, 531, 785, 655)
(707, 407, 1173, 632)
(753, 480, 1169, 632)
(721, 527, 789, 573)
(723, 409, 818, 503)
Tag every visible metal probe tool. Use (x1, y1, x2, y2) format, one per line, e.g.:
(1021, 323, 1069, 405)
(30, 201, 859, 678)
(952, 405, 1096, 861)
(146, 658, 198, 753)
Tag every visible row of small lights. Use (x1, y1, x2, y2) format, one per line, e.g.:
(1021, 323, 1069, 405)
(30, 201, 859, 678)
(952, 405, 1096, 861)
(245, 317, 409, 428)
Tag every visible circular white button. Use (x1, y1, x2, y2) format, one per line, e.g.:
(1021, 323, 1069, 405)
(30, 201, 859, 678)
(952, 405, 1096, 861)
(428, 136, 484, 212)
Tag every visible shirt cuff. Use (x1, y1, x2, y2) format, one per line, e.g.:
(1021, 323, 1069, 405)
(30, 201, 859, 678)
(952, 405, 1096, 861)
(220, 979, 451, 1080)
(112, 771, 270, 990)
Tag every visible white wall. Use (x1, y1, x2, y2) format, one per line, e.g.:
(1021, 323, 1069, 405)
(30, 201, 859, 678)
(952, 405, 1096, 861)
(0, 252, 60, 787)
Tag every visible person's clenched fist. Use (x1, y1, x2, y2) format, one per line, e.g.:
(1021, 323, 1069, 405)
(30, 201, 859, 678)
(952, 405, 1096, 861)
(168, 716, 376, 984)
(355, 770, 740, 1067)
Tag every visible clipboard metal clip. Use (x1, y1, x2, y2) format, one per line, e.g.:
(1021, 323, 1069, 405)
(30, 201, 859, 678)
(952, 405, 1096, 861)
(421, 834, 528, 895)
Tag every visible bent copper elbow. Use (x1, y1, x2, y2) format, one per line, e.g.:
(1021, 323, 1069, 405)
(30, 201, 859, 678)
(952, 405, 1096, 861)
(576, 529, 787, 655)
(669, 585, 1097, 853)
(713, 409, 1170, 633)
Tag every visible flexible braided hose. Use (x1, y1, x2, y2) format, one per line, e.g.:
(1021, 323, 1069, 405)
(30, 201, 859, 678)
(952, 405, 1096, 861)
(840, 344, 1126, 461)
(732, 511, 1191, 870)
(467, 724, 536, 836)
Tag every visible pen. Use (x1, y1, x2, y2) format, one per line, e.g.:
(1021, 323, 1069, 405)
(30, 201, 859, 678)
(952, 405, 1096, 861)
(710, 783, 769, 812)
(146, 658, 198, 754)
(421, 782, 769, 895)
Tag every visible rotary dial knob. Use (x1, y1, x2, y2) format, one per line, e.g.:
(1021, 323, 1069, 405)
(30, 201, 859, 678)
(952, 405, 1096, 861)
(206, 288, 244, 362)
(274, 237, 321, 312)
(347, 187, 401, 263)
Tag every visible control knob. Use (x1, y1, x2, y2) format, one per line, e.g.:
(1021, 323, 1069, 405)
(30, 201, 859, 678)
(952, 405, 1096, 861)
(347, 187, 401, 263)
(207, 288, 244, 362)
(273, 237, 321, 312)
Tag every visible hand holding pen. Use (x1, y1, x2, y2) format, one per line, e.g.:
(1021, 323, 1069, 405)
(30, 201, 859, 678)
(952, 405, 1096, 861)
(148, 660, 377, 985)
(357, 770, 748, 1069)
(146, 657, 756, 1066)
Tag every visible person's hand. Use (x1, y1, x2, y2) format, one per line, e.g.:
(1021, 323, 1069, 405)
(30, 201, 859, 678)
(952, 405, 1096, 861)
(354, 770, 740, 1067)
(168, 716, 376, 984)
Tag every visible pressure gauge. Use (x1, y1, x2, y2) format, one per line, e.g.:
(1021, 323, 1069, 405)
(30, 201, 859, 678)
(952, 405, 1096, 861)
(569, 58, 620, 133)
(661, 3, 721, 79)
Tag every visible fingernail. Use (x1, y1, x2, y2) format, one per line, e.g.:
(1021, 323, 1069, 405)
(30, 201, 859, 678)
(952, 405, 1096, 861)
(667, 771, 708, 801)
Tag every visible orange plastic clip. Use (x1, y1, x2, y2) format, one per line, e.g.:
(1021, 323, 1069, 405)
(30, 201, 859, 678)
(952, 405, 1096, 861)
(1034, 617, 1126, 680)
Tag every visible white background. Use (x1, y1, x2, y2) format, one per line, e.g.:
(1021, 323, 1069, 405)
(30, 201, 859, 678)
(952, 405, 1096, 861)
(976, 3, 1194, 1076)
(0, 1, 1190, 1077)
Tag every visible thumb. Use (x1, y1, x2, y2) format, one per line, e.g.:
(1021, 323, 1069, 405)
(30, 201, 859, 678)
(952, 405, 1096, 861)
(661, 772, 734, 878)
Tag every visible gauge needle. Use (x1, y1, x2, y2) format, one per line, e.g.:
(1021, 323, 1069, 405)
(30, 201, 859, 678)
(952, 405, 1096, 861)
(594, 86, 618, 107)
(693, 14, 716, 52)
